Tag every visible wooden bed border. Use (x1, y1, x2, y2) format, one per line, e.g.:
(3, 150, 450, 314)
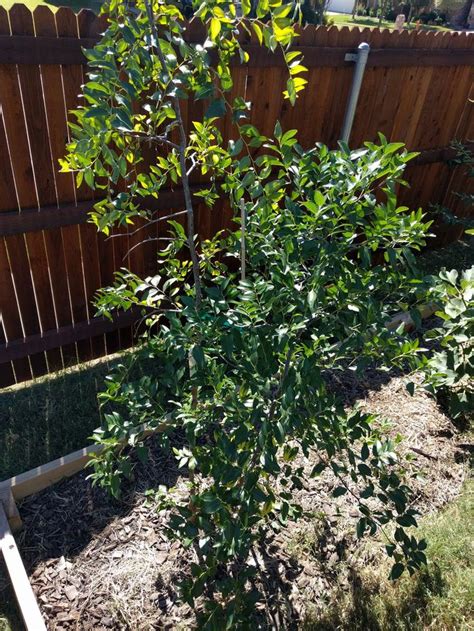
(0, 503, 47, 630)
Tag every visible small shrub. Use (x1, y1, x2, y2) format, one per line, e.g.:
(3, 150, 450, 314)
(384, 8, 398, 21)
(420, 267, 474, 423)
(61, 0, 433, 625)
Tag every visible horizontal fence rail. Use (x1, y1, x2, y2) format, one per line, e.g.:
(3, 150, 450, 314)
(1, 35, 474, 67)
(0, 3, 473, 388)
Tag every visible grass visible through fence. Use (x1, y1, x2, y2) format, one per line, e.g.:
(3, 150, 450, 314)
(328, 12, 453, 32)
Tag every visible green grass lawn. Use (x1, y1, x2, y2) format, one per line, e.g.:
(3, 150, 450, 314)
(328, 11, 453, 32)
(0, 347, 166, 481)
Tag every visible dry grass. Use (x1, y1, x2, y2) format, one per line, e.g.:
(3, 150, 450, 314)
(301, 479, 474, 630)
(81, 539, 168, 630)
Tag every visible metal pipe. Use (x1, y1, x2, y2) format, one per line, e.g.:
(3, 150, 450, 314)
(340, 42, 370, 145)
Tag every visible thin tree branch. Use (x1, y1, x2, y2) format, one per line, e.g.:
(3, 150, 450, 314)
(124, 236, 173, 261)
(121, 129, 180, 150)
(105, 210, 188, 240)
(144, 0, 202, 310)
(240, 199, 246, 282)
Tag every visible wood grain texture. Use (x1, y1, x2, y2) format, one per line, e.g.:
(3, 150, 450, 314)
(1, 36, 473, 68)
(0, 309, 143, 362)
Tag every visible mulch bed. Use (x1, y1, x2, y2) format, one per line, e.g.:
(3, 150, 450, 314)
(1, 367, 471, 630)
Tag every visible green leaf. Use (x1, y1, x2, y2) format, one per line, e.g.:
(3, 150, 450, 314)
(210, 17, 221, 40)
(192, 345, 205, 369)
(356, 518, 366, 538)
(389, 563, 405, 580)
(222, 334, 234, 358)
(307, 289, 317, 311)
(333, 486, 347, 497)
(84, 169, 94, 189)
(201, 492, 221, 514)
(397, 514, 417, 527)
(285, 78, 296, 105)
(274, 121, 282, 140)
(357, 463, 371, 477)
(241, 0, 251, 15)
(311, 462, 326, 477)
(361, 443, 369, 460)
(252, 22, 263, 45)
(205, 99, 226, 119)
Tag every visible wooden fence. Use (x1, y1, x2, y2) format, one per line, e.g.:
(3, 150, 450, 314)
(0, 4, 473, 388)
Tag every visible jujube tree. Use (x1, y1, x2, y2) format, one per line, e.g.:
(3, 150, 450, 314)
(61, 0, 431, 626)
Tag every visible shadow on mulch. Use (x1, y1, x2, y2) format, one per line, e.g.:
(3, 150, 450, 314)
(9, 358, 413, 575)
(12, 436, 182, 577)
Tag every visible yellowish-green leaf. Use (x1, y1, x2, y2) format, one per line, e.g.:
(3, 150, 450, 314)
(242, 0, 251, 16)
(210, 17, 221, 40)
(253, 22, 263, 45)
(273, 3, 292, 17)
(256, 0, 269, 17)
(289, 64, 308, 75)
(285, 51, 301, 63)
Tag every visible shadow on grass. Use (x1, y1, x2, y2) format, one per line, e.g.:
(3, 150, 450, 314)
(304, 564, 445, 631)
(0, 574, 24, 631)
(0, 349, 167, 480)
(0, 359, 111, 480)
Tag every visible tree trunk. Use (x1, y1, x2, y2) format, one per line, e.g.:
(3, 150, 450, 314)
(453, 0, 472, 28)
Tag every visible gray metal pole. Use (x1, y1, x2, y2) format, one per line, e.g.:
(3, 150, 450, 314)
(340, 42, 370, 145)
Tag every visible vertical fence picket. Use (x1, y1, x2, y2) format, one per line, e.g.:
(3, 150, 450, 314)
(0, 74, 29, 384)
(9, 4, 64, 374)
(75, 9, 111, 359)
(30, 6, 78, 367)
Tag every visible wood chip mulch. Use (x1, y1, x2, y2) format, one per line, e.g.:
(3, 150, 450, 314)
(1, 368, 471, 630)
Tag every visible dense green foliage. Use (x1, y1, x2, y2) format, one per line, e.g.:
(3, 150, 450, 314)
(60, 0, 434, 625)
(420, 267, 473, 422)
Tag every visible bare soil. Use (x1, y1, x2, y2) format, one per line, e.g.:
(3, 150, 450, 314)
(1, 368, 471, 630)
